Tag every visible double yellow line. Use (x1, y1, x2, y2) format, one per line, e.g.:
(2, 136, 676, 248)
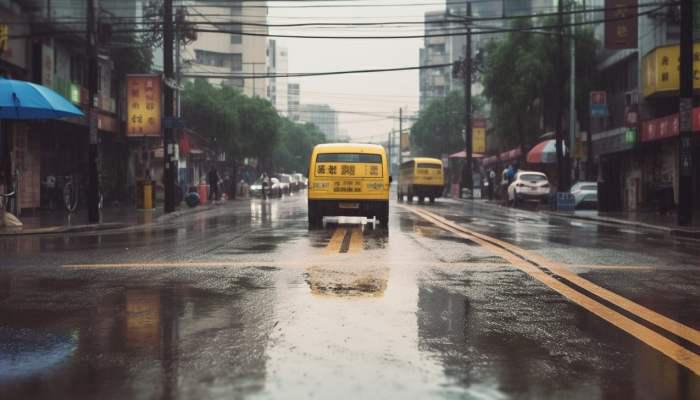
(404, 205, 700, 376)
(325, 227, 364, 254)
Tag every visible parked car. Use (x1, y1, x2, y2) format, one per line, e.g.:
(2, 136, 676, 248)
(292, 173, 305, 190)
(276, 174, 292, 195)
(250, 177, 283, 198)
(570, 181, 598, 209)
(507, 171, 551, 206)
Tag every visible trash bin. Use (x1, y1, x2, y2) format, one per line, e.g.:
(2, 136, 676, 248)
(198, 182, 209, 205)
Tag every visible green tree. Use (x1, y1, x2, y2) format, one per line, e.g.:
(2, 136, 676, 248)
(482, 17, 599, 159)
(410, 91, 486, 158)
(273, 119, 327, 174)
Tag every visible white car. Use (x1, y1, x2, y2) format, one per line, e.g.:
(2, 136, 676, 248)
(570, 181, 598, 209)
(507, 171, 551, 206)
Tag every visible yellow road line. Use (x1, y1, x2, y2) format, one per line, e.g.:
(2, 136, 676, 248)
(348, 227, 364, 253)
(325, 227, 347, 254)
(411, 206, 700, 347)
(404, 205, 700, 375)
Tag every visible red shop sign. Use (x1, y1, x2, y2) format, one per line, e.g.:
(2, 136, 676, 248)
(641, 107, 700, 142)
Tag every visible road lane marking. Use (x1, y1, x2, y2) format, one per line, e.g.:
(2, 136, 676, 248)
(348, 227, 363, 253)
(325, 227, 347, 254)
(410, 206, 700, 347)
(403, 205, 700, 375)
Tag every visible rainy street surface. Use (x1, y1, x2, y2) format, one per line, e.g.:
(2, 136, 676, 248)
(1, 192, 699, 400)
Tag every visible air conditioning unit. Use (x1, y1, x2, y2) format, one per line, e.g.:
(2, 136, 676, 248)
(625, 91, 639, 106)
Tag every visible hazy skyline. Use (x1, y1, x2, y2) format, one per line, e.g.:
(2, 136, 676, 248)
(268, 1, 445, 144)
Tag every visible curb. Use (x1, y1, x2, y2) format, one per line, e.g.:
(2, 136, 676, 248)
(0, 222, 128, 237)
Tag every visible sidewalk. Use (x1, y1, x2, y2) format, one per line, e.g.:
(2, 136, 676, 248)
(548, 209, 700, 239)
(453, 197, 700, 239)
(0, 199, 227, 236)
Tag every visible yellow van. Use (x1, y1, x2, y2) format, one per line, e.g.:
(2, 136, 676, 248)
(398, 157, 444, 203)
(308, 143, 390, 226)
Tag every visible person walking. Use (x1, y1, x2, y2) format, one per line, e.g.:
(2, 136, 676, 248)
(208, 167, 220, 202)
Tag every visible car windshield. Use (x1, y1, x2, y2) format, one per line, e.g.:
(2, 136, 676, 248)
(581, 184, 597, 191)
(520, 174, 546, 183)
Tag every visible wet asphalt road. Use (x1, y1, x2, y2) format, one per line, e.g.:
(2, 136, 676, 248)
(1, 191, 699, 399)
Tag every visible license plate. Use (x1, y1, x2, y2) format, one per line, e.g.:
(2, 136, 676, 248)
(338, 202, 360, 209)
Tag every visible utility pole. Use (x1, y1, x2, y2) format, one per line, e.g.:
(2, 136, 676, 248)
(86, 0, 100, 223)
(399, 107, 403, 170)
(568, 1, 576, 183)
(163, 0, 176, 213)
(678, 0, 694, 226)
(555, 0, 568, 192)
(462, 1, 473, 197)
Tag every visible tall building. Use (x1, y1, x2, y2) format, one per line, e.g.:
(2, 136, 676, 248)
(182, 0, 269, 98)
(267, 40, 288, 116)
(419, 11, 461, 111)
(288, 83, 301, 121)
(299, 104, 338, 140)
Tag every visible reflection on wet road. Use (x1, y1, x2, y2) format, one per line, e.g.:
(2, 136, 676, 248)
(1, 194, 698, 399)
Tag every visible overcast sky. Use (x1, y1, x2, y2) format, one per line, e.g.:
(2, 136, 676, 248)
(268, 1, 446, 143)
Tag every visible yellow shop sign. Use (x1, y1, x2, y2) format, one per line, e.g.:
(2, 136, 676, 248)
(643, 43, 700, 97)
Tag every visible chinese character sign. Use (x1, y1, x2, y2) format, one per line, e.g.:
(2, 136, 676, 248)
(127, 75, 162, 136)
(642, 44, 700, 97)
(0, 24, 8, 55)
(604, 0, 637, 49)
(472, 118, 487, 154)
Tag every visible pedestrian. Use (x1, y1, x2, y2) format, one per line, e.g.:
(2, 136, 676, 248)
(208, 167, 220, 202)
(261, 173, 270, 200)
(488, 169, 496, 200)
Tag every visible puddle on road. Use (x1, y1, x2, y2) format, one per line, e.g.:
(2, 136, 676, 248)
(0, 278, 278, 400)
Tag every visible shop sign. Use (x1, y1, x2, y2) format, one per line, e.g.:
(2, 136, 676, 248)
(0, 24, 7, 55)
(127, 75, 162, 137)
(604, 0, 637, 49)
(590, 91, 608, 117)
(592, 127, 636, 156)
(640, 107, 700, 142)
(41, 45, 54, 88)
(643, 44, 700, 97)
(472, 118, 486, 153)
(69, 83, 81, 104)
(400, 130, 410, 152)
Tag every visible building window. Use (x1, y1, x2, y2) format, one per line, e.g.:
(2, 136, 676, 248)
(230, 1, 242, 16)
(230, 53, 242, 71)
(230, 23, 242, 44)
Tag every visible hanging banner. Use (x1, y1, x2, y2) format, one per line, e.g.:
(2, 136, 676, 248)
(590, 91, 609, 117)
(127, 75, 162, 137)
(472, 118, 486, 154)
(604, 0, 637, 49)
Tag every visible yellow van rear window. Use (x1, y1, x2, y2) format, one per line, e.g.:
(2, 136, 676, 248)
(417, 163, 442, 169)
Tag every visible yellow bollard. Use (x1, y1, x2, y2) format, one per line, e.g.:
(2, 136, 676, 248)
(143, 182, 153, 210)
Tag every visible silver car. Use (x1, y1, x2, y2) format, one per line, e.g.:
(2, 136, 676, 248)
(570, 181, 598, 209)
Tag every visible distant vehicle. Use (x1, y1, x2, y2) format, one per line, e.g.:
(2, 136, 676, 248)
(507, 171, 550, 206)
(570, 181, 598, 209)
(307, 143, 390, 227)
(292, 173, 305, 190)
(276, 174, 292, 195)
(250, 177, 282, 198)
(397, 157, 444, 203)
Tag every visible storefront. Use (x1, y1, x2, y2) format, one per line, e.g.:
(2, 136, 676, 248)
(592, 127, 637, 212)
(640, 109, 700, 214)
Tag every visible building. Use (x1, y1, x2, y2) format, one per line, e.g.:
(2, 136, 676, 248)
(288, 82, 300, 121)
(1, 0, 127, 214)
(182, 0, 268, 98)
(419, 11, 460, 111)
(587, 1, 700, 217)
(299, 104, 338, 140)
(267, 40, 288, 116)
